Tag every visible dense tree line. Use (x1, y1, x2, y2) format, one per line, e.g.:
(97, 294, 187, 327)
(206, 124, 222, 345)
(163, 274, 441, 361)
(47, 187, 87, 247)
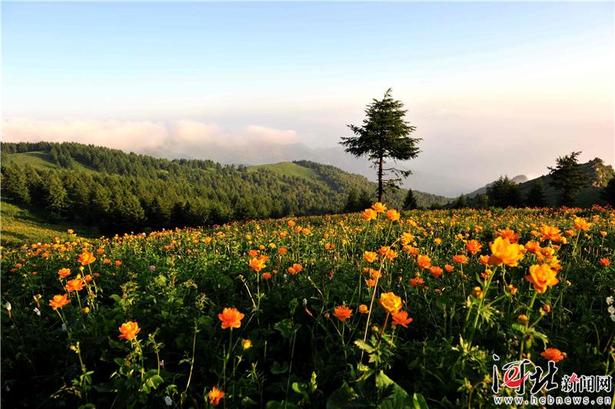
(2, 142, 451, 233)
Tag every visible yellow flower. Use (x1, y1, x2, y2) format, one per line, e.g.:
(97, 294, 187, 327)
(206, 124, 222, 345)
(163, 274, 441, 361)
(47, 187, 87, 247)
(526, 264, 559, 293)
(77, 250, 96, 266)
(362, 209, 377, 221)
(363, 251, 378, 263)
(386, 209, 400, 221)
(242, 339, 253, 350)
(489, 237, 524, 267)
(417, 255, 431, 269)
(248, 255, 268, 272)
(573, 217, 591, 231)
(208, 386, 225, 406)
(118, 321, 141, 341)
(57, 268, 71, 279)
(371, 202, 387, 213)
(379, 292, 402, 314)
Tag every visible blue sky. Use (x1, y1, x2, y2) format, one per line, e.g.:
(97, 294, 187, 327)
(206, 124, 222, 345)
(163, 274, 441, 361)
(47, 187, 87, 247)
(3, 2, 614, 195)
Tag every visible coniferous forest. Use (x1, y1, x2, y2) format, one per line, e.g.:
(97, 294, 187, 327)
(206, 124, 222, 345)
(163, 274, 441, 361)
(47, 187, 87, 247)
(1, 142, 450, 234)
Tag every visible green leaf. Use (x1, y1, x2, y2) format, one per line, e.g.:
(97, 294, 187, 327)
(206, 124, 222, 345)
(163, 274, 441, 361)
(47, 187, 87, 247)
(375, 371, 412, 409)
(354, 339, 375, 353)
(412, 393, 430, 409)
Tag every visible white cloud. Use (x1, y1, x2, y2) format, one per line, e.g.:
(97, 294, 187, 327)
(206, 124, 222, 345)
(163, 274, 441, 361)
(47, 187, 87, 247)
(2, 118, 300, 152)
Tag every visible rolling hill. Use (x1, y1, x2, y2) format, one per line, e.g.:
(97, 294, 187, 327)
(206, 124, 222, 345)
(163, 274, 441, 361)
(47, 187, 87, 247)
(1, 142, 450, 244)
(465, 158, 614, 206)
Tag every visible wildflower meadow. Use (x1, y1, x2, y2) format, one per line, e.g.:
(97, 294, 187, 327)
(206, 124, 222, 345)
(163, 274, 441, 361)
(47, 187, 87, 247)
(2, 204, 614, 408)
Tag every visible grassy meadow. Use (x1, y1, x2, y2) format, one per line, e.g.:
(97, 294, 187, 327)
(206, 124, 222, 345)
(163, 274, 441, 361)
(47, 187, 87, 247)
(2, 204, 614, 408)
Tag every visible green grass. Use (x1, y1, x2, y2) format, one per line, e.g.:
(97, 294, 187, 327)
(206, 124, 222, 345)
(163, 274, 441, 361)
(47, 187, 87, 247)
(5, 151, 60, 170)
(5, 151, 96, 173)
(248, 162, 321, 182)
(0, 201, 96, 247)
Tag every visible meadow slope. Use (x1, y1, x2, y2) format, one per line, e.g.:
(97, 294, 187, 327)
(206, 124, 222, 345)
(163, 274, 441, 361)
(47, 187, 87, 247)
(2, 205, 614, 408)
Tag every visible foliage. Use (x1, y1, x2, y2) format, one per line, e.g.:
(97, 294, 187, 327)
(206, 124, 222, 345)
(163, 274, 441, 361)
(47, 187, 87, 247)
(340, 89, 421, 202)
(403, 189, 418, 210)
(485, 177, 523, 208)
(525, 180, 548, 208)
(548, 152, 587, 206)
(1, 143, 449, 238)
(2, 205, 614, 408)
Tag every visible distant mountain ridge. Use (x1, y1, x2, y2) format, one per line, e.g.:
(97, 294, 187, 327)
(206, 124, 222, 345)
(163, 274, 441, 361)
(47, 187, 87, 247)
(467, 174, 529, 197)
(465, 158, 614, 206)
(0, 142, 451, 237)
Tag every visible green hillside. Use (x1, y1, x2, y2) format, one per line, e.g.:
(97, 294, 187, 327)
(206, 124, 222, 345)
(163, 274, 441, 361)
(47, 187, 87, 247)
(248, 162, 320, 180)
(517, 158, 614, 206)
(465, 158, 614, 207)
(1, 142, 450, 244)
(0, 200, 96, 246)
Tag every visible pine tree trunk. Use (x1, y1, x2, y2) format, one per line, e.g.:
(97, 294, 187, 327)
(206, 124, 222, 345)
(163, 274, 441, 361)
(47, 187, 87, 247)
(377, 156, 383, 202)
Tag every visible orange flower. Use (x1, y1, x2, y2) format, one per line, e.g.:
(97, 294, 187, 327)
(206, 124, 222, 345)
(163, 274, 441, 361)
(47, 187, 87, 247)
(524, 240, 541, 254)
(498, 228, 519, 243)
(57, 268, 71, 279)
(365, 278, 377, 287)
(114, 260, 122, 267)
(333, 305, 353, 322)
(429, 266, 443, 278)
(599, 258, 610, 267)
(391, 310, 413, 328)
(363, 251, 378, 263)
(573, 217, 590, 231)
(371, 202, 387, 213)
(409, 277, 425, 287)
(478, 255, 490, 265)
(540, 347, 566, 362)
(465, 240, 482, 255)
(361, 208, 377, 221)
(49, 294, 70, 310)
(248, 249, 259, 257)
(379, 292, 402, 314)
(489, 237, 524, 267)
(386, 209, 400, 221)
(444, 264, 454, 273)
(208, 386, 225, 406)
(249, 255, 268, 272)
(540, 225, 562, 242)
(65, 278, 85, 292)
(368, 269, 382, 280)
(278, 246, 288, 255)
(262, 272, 272, 280)
(77, 250, 96, 266)
(379, 246, 398, 260)
(400, 232, 414, 245)
(525, 264, 559, 293)
(84, 274, 93, 283)
(118, 321, 141, 341)
(218, 307, 245, 330)
(417, 255, 431, 269)
(287, 263, 303, 275)
(358, 304, 369, 314)
(452, 254, 468, 264)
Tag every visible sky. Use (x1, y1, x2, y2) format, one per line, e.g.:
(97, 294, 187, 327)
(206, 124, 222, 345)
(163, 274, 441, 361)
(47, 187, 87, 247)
(2, 1, 614, 196)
